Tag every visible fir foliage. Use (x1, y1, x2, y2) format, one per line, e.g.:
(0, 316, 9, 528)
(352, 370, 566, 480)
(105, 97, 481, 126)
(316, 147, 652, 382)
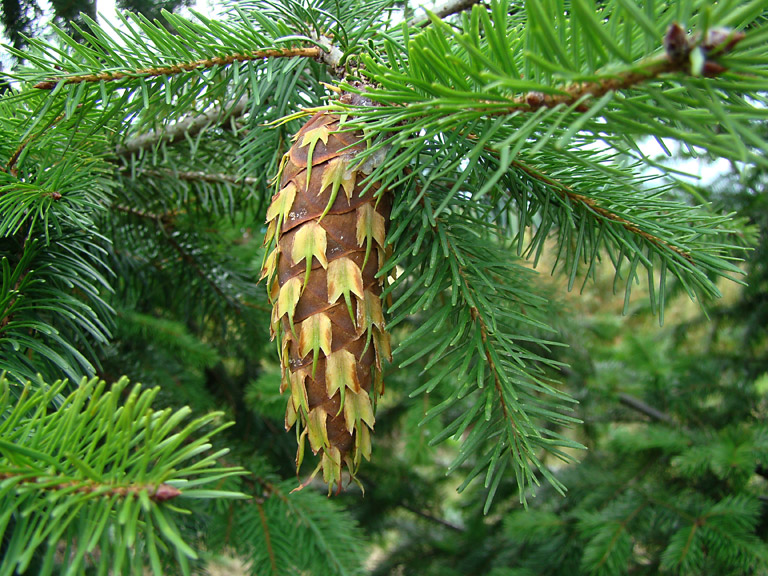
(0, 374, 246, 575)
(1, 0, 767, 573)
(224, 478, 366, 575)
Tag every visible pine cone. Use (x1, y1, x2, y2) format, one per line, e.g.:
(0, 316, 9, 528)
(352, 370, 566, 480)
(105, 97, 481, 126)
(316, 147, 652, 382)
(262, 111, 391, 491)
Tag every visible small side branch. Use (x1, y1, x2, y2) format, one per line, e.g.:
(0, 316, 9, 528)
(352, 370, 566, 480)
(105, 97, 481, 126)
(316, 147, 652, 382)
(510, 159, 695, 264)
(0, 472, 181, 501)
(117, 96, 250, 157)
(159, 223, 238, 308)
(443, 220, 514, 433)
(255, 499, 278, 576)
(399, 502, 466, 532)
(470, 305, 511, 426)
(34, 47, 323, 90)
(113, 203, 176, 225)
(464, 24, 742, 116)
(0, 272, 26, 331)
(136, 169, 260, 186)
(462, 130, 696, 264)
(619, 393, 675, 425)
(4, 109, 72, 176)
(502, 57, 680, 115)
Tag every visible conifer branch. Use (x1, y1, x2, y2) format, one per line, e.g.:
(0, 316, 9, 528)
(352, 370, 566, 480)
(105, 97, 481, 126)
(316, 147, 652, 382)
(489, 24, 690, 116)
(510, 158, 695, 264)
(159, 223, 241, 308)
(137, 168, 260, 186)
(413, 0, 484, 26)
(4, 108, 72, 175)
(0, 472, 182, 501)
(470, 304, 512, 428)
(447, 24, 741, 117)
(117, 96, 250, 156)
(619, 393, 675, 425)
(239, 475, 363, 573)
(33, 47, 323, 90)
(255, 500, 278, 576)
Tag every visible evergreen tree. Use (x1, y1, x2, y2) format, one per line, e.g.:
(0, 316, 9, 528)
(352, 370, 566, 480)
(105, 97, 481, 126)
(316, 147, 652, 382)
(0, 0, 767, 573)
(360, 157, 768, 576)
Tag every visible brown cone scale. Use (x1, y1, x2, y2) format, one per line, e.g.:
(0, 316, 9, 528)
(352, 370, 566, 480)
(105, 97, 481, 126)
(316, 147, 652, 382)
(262, 111, 391, 491)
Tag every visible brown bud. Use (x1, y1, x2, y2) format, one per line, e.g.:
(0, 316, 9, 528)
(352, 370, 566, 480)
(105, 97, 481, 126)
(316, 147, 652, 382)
(664, 22, 691, 64)
(702, 61, 727, 77)
(703, 27, 745, 55)
(526, 91, 546, 108)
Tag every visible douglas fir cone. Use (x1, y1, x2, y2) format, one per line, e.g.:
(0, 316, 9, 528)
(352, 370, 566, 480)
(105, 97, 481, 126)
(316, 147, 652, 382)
(262, 110, 391, 491)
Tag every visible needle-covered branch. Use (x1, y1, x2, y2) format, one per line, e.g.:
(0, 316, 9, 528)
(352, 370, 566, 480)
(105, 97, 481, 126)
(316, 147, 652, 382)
(0, 375, 246, 574)
(32, 47, 323, 90)
(225, 476, 365, 575)
(383, 191, 580, 506)
(344, 0, 768, 168)
(2, 0, 767, 541)
(0, 472, 183, 501)
(512, 159, 693, 260)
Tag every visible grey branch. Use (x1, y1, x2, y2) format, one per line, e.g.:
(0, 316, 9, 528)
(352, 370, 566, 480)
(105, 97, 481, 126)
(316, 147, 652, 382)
(313, 33, 345, 72)
(619, 393, 675, 425)
(136, 169, 260, 186)
(400, 502, 465, 532)
(116, 96, 249, 157)
(413, 0, 484, 26)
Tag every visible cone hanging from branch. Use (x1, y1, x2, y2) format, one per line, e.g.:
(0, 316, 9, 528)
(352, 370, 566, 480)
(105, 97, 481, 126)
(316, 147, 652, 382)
(262, 110, 391, 492)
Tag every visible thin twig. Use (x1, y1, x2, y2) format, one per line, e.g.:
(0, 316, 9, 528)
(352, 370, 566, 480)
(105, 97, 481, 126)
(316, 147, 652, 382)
(470, 304, 513, 428)
(5, 109, 72, 176)
(439, 219, 517, 436)
(113, 203, 176, 224)
(255, 499, 278, 576)
(0, 272, 26, 331)
(468, 24, 742, 116)
(399, 501, 466, 532)
(498, 55, 681, 115)
(34, 47, 323, 90)
(618, 393, 675, 425)
(159, 223, 239, 308)
(461, 130, 696, 267)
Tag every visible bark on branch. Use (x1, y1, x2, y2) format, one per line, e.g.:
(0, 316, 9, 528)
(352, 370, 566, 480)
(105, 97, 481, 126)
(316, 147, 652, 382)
(116, 96, 250, 157)
(134, 168, 260, 186)
(0, 472, 181, 501)
(33, 47, 323, 90)
(413, 0, 484, 26)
